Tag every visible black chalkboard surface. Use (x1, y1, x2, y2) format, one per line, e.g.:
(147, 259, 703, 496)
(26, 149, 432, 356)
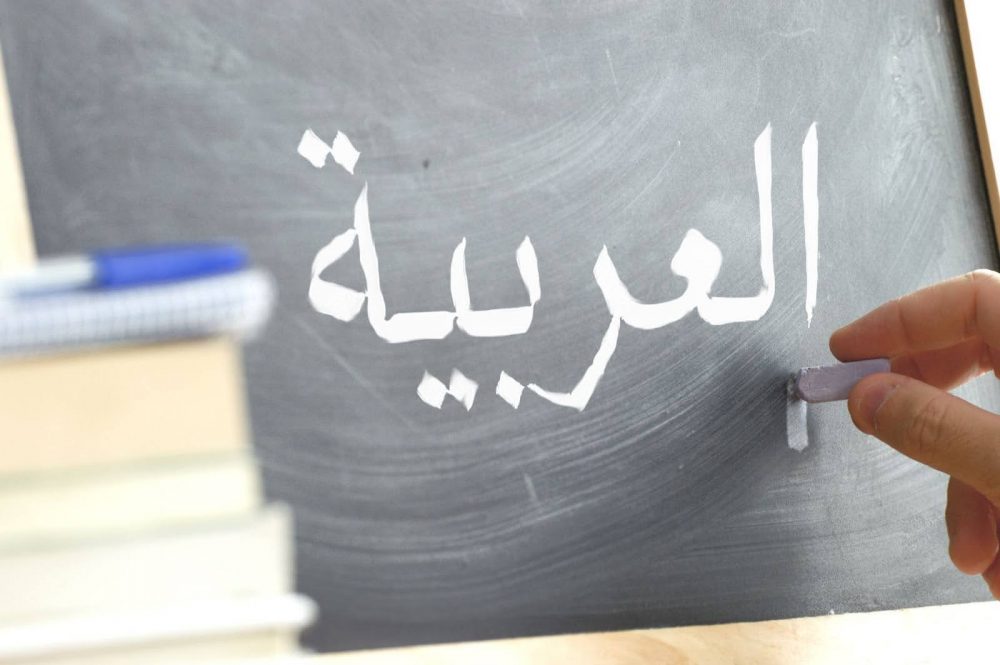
(2, 0, 998, 652)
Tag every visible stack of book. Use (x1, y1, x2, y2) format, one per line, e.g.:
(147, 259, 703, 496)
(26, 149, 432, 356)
(0, 247, 315, 664)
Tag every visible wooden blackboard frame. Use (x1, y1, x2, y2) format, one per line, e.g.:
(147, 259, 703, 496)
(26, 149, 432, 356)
(0, 37, 33, 273)
(316, 601, 1000, 664)
(3, 5, 1000, 659)
(956, 0, 1000, 255)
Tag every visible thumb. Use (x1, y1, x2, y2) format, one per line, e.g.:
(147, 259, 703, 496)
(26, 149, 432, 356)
(849, 373, 1000, 505)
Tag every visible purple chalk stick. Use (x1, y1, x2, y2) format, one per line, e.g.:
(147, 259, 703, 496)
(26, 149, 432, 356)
(793, 358, 891, 403)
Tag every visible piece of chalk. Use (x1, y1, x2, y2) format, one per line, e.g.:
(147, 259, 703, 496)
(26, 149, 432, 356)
(785, 382, 810, 452)
(792, 358, 891, 403)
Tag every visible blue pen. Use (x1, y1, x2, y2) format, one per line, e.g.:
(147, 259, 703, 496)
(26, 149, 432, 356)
(0, 243, 248, 298)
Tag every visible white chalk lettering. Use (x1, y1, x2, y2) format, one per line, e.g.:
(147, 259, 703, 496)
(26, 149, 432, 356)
(302, 124, 820, 413)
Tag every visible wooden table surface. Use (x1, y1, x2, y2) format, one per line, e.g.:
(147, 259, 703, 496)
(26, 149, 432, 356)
(317, 601, 999, 664)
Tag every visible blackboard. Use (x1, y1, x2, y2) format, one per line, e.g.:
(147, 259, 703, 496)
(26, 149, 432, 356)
(2, 0, 998, 653)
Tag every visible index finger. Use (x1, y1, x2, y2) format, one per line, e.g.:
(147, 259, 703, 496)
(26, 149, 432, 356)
(830, 270, 1000, 361)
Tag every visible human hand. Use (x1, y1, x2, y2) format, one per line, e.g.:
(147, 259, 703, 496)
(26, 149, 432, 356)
(830, 270, 1000, 597)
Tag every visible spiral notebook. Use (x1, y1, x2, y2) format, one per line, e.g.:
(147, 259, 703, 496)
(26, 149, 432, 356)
(0, 269, 274, 357)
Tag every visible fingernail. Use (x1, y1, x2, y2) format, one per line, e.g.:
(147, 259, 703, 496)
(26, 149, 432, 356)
(856, 381, 897, 434)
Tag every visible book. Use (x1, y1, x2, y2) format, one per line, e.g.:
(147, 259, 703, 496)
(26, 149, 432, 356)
(0, 336, 250, 474)
(0, 269, 274, 357)
(0, 594, 316, 664)
(0, 505, 292, 623)
(0, 452, 261, 548)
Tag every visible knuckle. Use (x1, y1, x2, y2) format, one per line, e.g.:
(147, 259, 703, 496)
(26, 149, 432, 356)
(963, 273, 979, 339)
(890, 298, 914, 349)
(902, 393, 953, 459)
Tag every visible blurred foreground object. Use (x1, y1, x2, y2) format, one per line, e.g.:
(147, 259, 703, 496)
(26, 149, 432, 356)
(0, 259, 316, 663)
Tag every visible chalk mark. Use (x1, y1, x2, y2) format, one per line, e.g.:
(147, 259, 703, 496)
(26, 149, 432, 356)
(523, 473, 539, 506)
(605, 48, 621, 99)
(292, 316, 423, 434)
